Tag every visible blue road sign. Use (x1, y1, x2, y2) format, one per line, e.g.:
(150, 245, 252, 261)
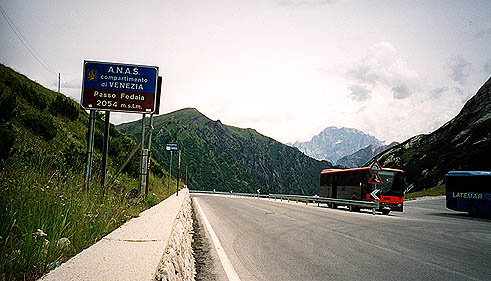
(166, 143, 179, 151)
(81, 60, 159, 113)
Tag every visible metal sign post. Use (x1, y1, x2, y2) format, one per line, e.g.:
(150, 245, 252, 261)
(168, 151, 173, 193)
(166, 143, 179, 194)
(100, 111, 111, 196)
(176, 150, 181, 196)
(138, 114, 146, 194)
(84, 110, 96, 190)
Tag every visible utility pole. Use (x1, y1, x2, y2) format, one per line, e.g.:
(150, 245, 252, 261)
(58, 73, 61, 93)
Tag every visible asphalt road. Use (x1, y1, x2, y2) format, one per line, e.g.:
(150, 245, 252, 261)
(192, 194, 491, 281)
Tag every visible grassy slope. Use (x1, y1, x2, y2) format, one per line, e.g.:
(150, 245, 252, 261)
(371, 78, 491, 193)
(118, 108, 332, 195)
(0, 64, 180, 280)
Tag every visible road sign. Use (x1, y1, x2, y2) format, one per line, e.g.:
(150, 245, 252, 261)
(81, 60, 159, 113)
(368, 172, 383, 184)
(369, 159, 383, 171)
(371, 189, 380, 200)
(166, 143, 179, 151)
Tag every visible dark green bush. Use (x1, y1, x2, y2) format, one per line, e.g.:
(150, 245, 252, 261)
(50, 94, 79, 120)
(17, 107, 57, 140)
(0, 121, 16, 159)
(150, 158, 164, 177)
(0, 87, 17, 121)
(26, 85, 48, 110)
(62, 143, 86, 169)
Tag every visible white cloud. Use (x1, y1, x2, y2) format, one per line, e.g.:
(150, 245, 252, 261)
(347, 84, 371, 101)
(484, 59, 491, 75)
(447, 55, 471, 85)
(346, 42, 420, 100)
(278, 0, 337, 7)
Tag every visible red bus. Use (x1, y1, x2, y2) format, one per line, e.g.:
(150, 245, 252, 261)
(319, 167, 405, 215)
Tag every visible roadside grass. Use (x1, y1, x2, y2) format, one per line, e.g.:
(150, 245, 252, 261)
(0, 149, 180, 281)
(0, 64, 185, 280)
(404, 184, 446, 200)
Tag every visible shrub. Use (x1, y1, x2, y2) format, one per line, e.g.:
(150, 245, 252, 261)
(150, 158, 164, 177)
(0, 121, 16, 159)
(62, 143, 86, 170)
(26, 85, 48, 110)
(50, 94, 79, 120)
(0, 87, 17, 121)
(17, 107, 57, 140)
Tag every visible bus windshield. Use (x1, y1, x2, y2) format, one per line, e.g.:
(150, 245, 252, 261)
(375, 171, 405, 196)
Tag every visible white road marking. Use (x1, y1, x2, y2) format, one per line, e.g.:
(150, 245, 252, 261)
(194, 198, 241, 281)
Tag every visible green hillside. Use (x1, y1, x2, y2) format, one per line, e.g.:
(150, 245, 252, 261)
(0, 64, 178, 280)
(370, 77, 491, 192)
(118, 108, 332, 195)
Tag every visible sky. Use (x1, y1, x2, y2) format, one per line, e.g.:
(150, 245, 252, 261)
(1, 0, 490, 144)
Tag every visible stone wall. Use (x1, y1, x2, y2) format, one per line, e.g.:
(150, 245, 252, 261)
(155, 194, 195, 281)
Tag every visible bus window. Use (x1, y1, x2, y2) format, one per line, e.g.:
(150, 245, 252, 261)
(320, 174, 333, 186)
(376, 171, 405, 196)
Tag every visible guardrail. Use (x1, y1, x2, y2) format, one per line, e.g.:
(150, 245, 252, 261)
(190, 190, 382, 215)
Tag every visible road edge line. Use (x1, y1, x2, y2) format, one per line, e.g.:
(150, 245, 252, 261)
(194, 198, 241, 281)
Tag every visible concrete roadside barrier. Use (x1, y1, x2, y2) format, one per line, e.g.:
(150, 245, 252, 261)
(40, 188, 195, 281)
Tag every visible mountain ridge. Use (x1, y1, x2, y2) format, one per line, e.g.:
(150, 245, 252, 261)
(371, 77, 491, 191)
(117, 108, 332, 195)
(337, 142, 399, 168)
(289, 126, 384, 163)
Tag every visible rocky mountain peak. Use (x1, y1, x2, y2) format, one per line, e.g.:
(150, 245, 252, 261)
(290, 126, 383, 163)
(374, 77, 491, 191)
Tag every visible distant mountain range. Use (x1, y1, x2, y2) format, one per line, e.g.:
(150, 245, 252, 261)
(371, 77, 491, 192)
(117, 108, 331, 195)
(337, 142, 399, 168)
(288, 126, 383, 163)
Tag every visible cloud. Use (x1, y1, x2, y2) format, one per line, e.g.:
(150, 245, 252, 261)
(348, 84, 371, 101)
(391, 84, 411, 99)
(447, 55, 471, 85)
(484, 59, 491, 75)
(475, 27, 491, 39)
(431, 87, 448, 98)
(278, 0, 337, 7)
(345, 41, 420, 100)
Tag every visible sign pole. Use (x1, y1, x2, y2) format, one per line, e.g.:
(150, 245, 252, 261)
(85, 109, 96, 191)
(176, 150, 181, 196)
(168, 151, 173, 193)
(138, 114, 146, 194)
(145, 114, 154, 196)
(100, 111, 110, 196)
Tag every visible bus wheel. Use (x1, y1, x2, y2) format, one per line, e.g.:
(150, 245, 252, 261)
(381, 209, 390, 215)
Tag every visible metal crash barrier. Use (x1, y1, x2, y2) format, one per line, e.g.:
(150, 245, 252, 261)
(190, 190, 381, 215)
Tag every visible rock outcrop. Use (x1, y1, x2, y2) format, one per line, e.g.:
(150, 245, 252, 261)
(372, 77, 491, 191)
(289, 127, 383, 163)
(337, 142, 399, 168)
